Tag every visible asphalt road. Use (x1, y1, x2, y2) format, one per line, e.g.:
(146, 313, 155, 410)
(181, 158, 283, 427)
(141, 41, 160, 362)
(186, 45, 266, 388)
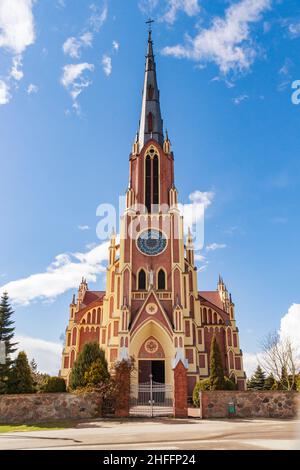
(1, 418, 300, 450)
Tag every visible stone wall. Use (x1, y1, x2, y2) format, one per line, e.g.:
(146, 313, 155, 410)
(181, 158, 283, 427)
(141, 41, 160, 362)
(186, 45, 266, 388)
(200, 391, 300, 419)
(0, 392, 102, 424)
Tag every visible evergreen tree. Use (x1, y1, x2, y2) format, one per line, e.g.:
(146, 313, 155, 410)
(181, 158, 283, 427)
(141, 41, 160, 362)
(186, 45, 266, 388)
(0, 292, 18, 393)
(30, 358, 38, 375)
(264, 373, 276, 390)
(209, 335, 225, 390)
(69, 342, 109, 390)
(84, 359, 110, 386)
(248, 365, 266, 390)
(8, 351, 35, 394)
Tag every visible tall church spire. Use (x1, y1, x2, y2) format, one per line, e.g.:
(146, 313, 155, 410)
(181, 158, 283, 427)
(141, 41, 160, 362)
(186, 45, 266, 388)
(138, 27, 164, 149)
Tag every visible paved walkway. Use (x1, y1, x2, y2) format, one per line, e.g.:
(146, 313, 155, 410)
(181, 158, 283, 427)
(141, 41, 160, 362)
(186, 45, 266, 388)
(1, 418, 300, 450)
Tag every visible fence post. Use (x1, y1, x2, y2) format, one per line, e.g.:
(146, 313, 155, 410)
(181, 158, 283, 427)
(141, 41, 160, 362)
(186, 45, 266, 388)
(199, 390, 203, 419)
(172, 359, 188, 418)
(114, 360, 131, 418)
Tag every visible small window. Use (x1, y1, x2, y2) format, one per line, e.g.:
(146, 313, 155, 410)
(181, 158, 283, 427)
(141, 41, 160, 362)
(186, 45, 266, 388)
(138, 269, 146, 290)
(158, 269, 166, 290)
(148, 85, 154, 100)
(147, 112, 153, 132)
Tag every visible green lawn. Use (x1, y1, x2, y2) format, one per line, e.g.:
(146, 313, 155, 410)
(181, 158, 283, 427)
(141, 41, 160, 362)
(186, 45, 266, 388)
(0, 421, 76, 434)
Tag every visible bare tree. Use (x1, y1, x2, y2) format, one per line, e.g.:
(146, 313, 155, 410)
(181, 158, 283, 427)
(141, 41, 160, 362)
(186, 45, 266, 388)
(259, 331, 299, 391)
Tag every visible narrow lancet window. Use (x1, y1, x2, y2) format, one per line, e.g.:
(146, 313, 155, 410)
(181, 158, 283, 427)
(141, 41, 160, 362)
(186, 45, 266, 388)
(138, 269, 146, 290)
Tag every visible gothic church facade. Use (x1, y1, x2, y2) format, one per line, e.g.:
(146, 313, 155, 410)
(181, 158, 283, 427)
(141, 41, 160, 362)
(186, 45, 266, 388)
(60, 30, 247, 395)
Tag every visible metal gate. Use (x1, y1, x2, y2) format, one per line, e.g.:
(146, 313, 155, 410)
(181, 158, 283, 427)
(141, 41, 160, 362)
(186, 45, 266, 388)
(130, 377, 173, 417)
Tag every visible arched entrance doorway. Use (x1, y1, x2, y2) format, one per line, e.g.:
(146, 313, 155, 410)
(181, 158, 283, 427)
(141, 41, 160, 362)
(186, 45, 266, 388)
(129, 328, 174, 416)
(138, 336, 165, 384)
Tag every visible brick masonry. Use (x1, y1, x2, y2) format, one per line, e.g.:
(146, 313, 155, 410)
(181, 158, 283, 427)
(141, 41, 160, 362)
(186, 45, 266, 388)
(114, 362, 131, 418)
(200, 391, 300, 419)
(173, 360, 188, 418)
(0, 392, 102, 424)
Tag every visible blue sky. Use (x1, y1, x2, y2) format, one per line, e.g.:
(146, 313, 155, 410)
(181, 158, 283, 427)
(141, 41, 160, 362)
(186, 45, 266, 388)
(0, 0, 300, 374)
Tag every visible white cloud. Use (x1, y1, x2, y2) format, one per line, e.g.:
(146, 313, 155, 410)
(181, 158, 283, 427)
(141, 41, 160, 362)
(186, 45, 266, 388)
(0, 241, 109, 306)
(112, 40, 119, 51)
(162, 0, 271, 74)
(243, 351, 261, 377)
(10, 55, 23, 81)
(163, 0, 201, 25)
(15, 335, 62, 376)
(288, 22, 300, 39)
(78, 225, 90, 231)
(63, 32, 93, 59)
(189, 190, 215, 209)
(138, 0, 159, 14)
(179, 190, 215, 247)
(138, 0, 200, 23)
(206, 243, 226, 251)
(0, 0, 35, 55)
(27, 83, 38, 94)
(243, 303, 300, 379)
(194, 253, 206, 262)
(0, 80, 10, 105)
(89, 3, 108, 32)
(279, 58, 293, 76)
(279, 303, 300, 362)
(61, 62, 94, 112)
(102, 54, 112, 76)
(61, 62, 93, 88)
(233, 93, 249, 104)
(0, 0, 36, 103)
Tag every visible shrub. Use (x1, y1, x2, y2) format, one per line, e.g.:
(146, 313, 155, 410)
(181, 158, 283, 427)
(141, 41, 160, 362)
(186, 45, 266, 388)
(40, 376, 66, 393)
(192, 379, 211, 407)
(8, 351, 35, 394)
(84, 359, 110, 386)
(69, 342, 109, 390)
(193, 375, 237, 406)
(224, 376, 237, 390)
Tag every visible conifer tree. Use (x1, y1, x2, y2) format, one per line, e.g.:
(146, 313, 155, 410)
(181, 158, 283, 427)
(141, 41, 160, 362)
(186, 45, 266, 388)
(69, 342, 109, 390)
(30, 358, 38, 375)
(264, 373, 276, 390)
(0, 292, 17, 393)
(8, 351, 35, 394)
(248, 365, 266, 390)
(209, 335, 225, 390)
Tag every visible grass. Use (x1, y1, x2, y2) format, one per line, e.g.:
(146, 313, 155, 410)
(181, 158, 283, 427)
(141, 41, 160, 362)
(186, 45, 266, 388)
(0, 421, 77, 434)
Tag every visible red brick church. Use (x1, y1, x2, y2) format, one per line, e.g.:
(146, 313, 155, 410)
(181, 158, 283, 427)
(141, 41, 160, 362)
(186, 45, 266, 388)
(60, 29, 247, 396)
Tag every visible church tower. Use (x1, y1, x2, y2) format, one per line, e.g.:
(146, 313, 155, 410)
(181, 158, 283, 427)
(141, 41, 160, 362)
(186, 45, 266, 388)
(60, 29, 246, 395)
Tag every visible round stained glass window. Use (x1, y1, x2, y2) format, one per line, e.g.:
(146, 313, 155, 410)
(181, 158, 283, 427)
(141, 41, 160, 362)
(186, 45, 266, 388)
(136, 229, 167, 256)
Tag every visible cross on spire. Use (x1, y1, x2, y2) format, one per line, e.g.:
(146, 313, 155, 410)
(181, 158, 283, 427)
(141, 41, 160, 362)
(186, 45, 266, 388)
(146, 18, 155, 32)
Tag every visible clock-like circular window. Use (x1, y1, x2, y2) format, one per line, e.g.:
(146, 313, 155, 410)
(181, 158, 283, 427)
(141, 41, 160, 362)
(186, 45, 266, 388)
(136, 229, 167, 256)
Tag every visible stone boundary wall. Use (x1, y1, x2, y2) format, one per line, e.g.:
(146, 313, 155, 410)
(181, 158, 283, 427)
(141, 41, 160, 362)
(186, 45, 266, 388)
(200, 391, 300, 419)
(0, 392, 102, 424)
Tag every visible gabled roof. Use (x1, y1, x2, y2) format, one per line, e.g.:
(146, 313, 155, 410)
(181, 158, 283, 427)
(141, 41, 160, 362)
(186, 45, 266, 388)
(199, 290, 223, 310)
(82, 290, 105, 307)
(130, 290, 174, 338)
(199, 291, 231, 326)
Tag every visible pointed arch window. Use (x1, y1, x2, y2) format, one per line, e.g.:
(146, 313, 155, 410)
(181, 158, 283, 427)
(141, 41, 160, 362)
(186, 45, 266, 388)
(153, 156, 159, 205)
(138, 269, 146, 290)
(144, 148, 159, 213)
(145, 155, 151, 213)
(157, 269, 166, 290)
